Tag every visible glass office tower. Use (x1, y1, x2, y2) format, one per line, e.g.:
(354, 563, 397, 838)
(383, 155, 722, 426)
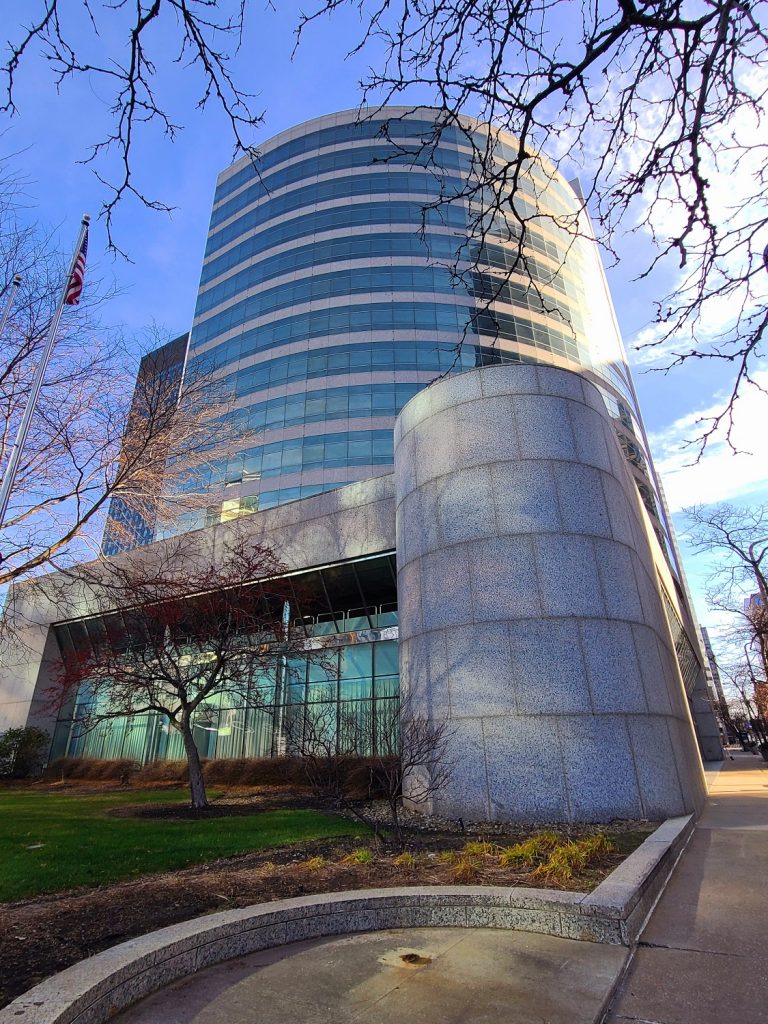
(180, 107, 669, 550)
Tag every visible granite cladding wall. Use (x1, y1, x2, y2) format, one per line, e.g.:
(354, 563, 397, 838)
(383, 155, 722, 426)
(394, 363, 707, 822)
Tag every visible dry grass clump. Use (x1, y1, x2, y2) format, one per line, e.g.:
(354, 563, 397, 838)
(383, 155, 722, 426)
(461, 839, 500, 857)
(452, 855, 481, 883)
(436, 850, 457, 865)
(532, 834, 617, 885)
(343, 848, 374, 865)
(300, 855, 328, 871)
(393, 851, 417, 870)
(498, 831, 562, 869)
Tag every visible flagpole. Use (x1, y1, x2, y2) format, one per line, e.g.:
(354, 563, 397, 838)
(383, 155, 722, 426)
(0, 274, 22, 340)
(0, 216, 90, 529)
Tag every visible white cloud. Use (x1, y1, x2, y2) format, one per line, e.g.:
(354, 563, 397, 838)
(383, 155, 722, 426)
(649, 371, 768, 511)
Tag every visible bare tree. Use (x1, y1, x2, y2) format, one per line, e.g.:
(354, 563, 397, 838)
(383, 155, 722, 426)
(684, 503, 768, 678)
(0, 180, 256, 591)
(719, 659, 768, 753)
(296, 0, 767, 447)
(2, 1, 264, 253)
(286, 683, 454, 847)
(49, 530, 309, 809)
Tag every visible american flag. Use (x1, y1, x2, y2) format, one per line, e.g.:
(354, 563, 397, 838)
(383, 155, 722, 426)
(64, 226, 89, 306)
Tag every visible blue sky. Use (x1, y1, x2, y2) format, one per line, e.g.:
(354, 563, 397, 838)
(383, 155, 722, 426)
(3, 1, 766, 662)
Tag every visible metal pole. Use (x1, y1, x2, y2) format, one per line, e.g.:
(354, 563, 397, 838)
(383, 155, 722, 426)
(0, 274, 22, 339)
(0, 217, 89, 528)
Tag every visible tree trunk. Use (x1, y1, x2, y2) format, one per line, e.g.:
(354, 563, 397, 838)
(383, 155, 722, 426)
(389, 794, 403, 849)
(180, 713, 208, 809)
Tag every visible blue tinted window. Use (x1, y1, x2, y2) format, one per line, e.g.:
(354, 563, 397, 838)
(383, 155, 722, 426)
(214, 117, 456, 202)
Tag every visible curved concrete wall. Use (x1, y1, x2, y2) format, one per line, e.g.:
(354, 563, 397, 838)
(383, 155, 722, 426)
(394, 364, 706, 822)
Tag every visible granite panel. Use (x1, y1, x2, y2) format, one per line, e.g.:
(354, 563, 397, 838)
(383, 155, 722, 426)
(453, 395, 520, 466)
(405, 479, 442, 558)
(600, 472, 637, 547)
(427, 717, 490, 819)
(667, 716, 708, 812)
(627, 715, 687, 819)
(399, 632, 451, 718)
(483, 715, 571, 821)
(631, 623, 674, 716)
(507, 618, 591, 714)
(567, 401, 614, 473)
(468, 534, 542, 621)
(419, 545, 474, 631)
(557, 715, 644, 820)
(194, 924, 288, 971)
(478, 364, 540, 397)
(559, 915, 624, 944)
(436, 464, 497, 546)
(602, 418, 629, 480)
(580, 619, 648, 714)
(594, 539, 645, 623)
(393, 426, 418, 498)
(411, 409, 459, 486)
(629, 552, 669, 636)
(395, 559, 423, 640)
(534, 534, 607, 618)
(513, 394, 578, 462)
(553, 461, 612, 538)
(581, 378, 610, 414)
(537, 367, 586, 403)
(463, 905, 562, 934)
(490, 460, 562, 535)
(395, 386, 432, 441)
(444, 622, 516, 716)
(428, 369, 484, 415)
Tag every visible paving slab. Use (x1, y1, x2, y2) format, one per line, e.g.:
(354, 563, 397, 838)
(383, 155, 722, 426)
(606, 753, 768, 1024)
(112, 928, 628, 1024)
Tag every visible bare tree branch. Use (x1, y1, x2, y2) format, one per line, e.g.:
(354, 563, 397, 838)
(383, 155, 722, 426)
(2, 1, 264, 253)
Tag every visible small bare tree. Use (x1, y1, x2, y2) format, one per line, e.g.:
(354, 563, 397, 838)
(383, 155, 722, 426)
(286, 683, 454, 847)
(0, 176, 256, 592)
(50, 530, 309, 809)
(684, 503, 768, 679)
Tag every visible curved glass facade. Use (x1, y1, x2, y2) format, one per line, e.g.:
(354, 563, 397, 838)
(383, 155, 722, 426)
(179, 106, 663, 540)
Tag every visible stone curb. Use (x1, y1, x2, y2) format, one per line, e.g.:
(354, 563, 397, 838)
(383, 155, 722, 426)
(0, 815, 693, 1024)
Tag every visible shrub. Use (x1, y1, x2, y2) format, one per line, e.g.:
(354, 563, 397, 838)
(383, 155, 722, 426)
(49, 757, 139, 782)
(138, 760, 189, 783)
(0, 727, 50, 778)
(201, 757, 304, 787)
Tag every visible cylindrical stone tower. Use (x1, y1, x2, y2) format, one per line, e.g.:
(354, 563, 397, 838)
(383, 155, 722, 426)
(395, 363, 707, 822)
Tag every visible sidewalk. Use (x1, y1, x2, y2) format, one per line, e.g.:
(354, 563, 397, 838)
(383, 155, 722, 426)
(606, 751, 768, 1024)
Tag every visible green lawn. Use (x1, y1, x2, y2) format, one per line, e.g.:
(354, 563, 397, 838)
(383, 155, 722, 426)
(0, 788, 364, 903)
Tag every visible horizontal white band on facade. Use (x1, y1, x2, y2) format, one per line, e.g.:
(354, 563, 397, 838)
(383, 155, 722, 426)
(231, 463, 393, 499)
(189, 296, 586, 368)
(197, 219, 582, 302)
(192, 256, 583, 330)
(202, 190, 586, 274)
(209, 160, 578, 251)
